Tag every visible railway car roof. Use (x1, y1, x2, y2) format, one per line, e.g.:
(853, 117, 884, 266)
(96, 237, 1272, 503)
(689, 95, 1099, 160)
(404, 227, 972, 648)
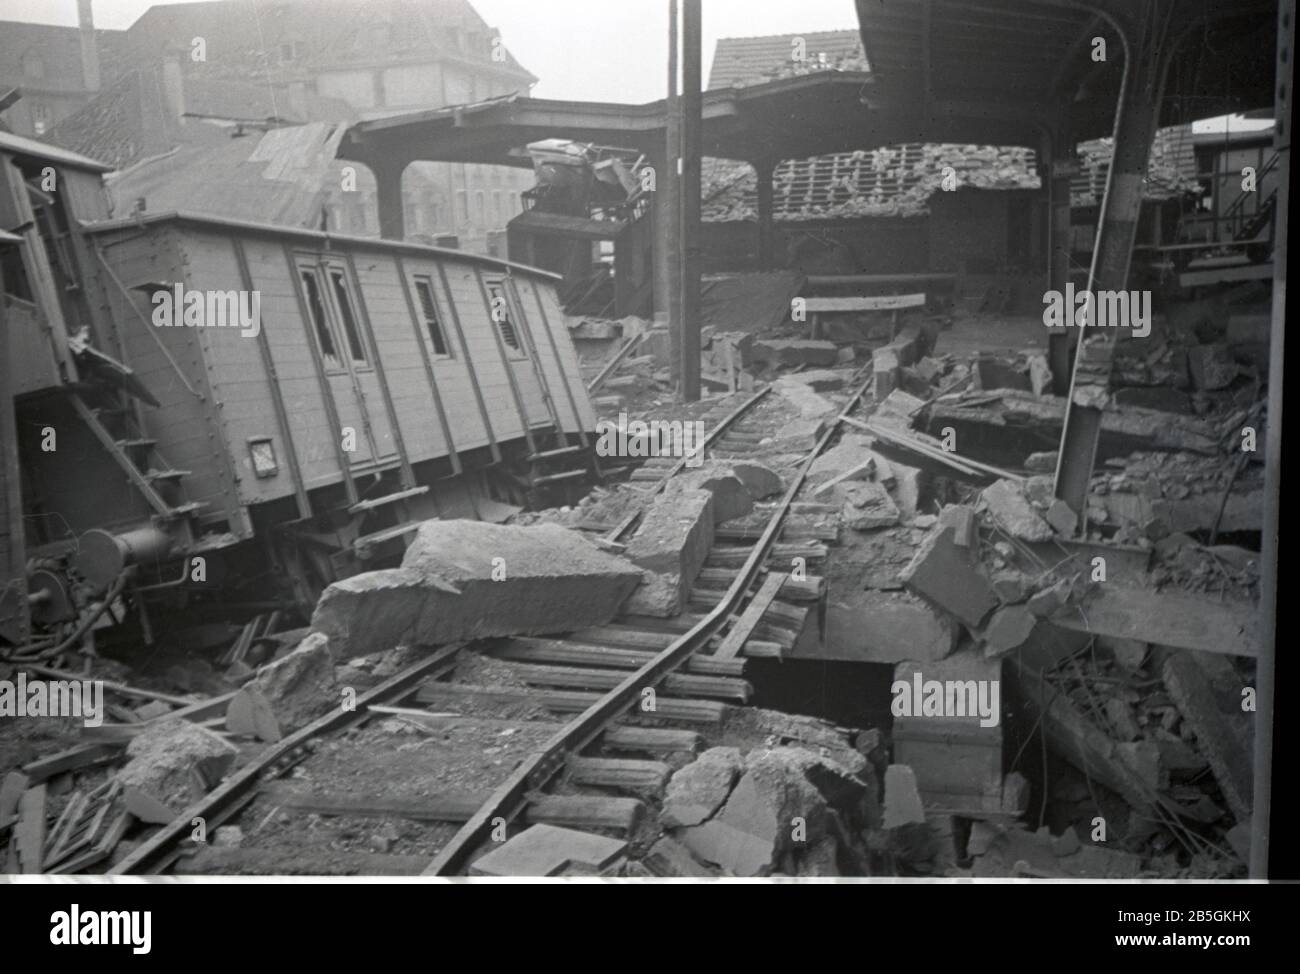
(79, 209, 563, 281)
(0, 130, 114, 173)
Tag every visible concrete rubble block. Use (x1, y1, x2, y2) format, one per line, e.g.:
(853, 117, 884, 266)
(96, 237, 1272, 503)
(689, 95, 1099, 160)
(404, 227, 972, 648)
(224, 685, 281, 743)
(1027, 353, 1053, 396)
(980, 478, 1054, 542)
(873, 346, 900, 399)
(753, 339, 839, 367)
(937, 503, 978, 547)
(882, 765, 927, 829)
(312, 521, 643, 657)
(689, 746, 865, 876)
(990, 569, 1031, 604)
(899, 516, 998, 628)
(661, 747, 744, 828)
(970, 823, 1141, 878)
(668, 460, 783, 523)
(1025, 451, 1058, 473)
(836, 345, 856, 364)
(623, 489, 714, 617)
(1045, 498, 1079, 536)
(836, 480, 900, 530)
(887, 459, 926, 520)
(1187, 342, 1238, 390)
(644, 835, 718, 876)
(115, 718, 238, 819)
(248, 630, 336, 733)
(773, 376, 837, 419)
(872, 389, 926, 432)
(469, 824, 626, 877)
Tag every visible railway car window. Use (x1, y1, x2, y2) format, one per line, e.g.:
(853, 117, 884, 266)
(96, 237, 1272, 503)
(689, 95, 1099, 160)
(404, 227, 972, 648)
(413, 276, 451, 357)
(329, 269, 368, 365)
(486, 282, 525, 358)
(300, 269, 340, 369)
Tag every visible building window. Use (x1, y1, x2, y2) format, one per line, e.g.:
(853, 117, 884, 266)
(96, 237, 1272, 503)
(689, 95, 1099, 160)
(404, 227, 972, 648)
(31, 103, 50, 136)
(456, 190, 468, 224)
(278, 40, 304, 61)
(491, 191, 503, 227)
(329, 268, 368, 364)
(474, 191, 485, 226)
(412, 276, 451, 357)
(486, 281, 524, 357)
(301, 269, 340, 369)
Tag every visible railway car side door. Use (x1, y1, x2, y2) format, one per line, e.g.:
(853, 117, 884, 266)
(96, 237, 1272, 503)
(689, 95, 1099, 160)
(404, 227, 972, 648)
(294, 255, 382, 468)
(482, 275, 549, 425)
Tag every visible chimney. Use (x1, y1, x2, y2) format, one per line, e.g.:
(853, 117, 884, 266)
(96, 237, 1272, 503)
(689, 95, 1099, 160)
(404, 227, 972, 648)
(77, 0, 101, 92)
(161, 51, 186, 121)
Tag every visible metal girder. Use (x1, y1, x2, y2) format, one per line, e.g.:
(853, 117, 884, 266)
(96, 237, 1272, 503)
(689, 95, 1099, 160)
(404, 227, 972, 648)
(1052, 1, 1176, 522)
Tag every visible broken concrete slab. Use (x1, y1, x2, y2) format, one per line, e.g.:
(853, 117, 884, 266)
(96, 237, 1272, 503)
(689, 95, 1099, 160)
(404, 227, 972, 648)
(753, 339, 838, 367)
(224, 686, 281, 742)
(115, 718, 238, 818)
(808, 434, 875, 485)
(680, 817, 777, 877)
(807, 588, 959, 664)
(982, 605, 1038, 657)
(899, 517, 998, 628)
(729, 461, 784, 500)
(764, 416, 826, 453)
(773, 376, 837, 419)
(1052, 588, 1257, 658)
(623, 489, 714, 617)
(1162, 653, 1252, 823)
(1025, 451, 1058, 473)
(889, 459, 926, 521)
(661, 747, 743, 828)
(783, 369, 847, 392)
(469, 824, 627, 876)
(312, 521, 643, 656)
(980, 478, 1053, 542)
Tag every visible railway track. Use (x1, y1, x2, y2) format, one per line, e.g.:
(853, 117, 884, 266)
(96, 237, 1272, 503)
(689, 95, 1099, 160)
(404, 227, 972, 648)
(107, 373, 871, 876)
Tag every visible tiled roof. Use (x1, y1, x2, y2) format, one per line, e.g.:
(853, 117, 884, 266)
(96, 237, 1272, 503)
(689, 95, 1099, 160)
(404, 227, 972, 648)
(708, 30, 867, 90)
(702, 144, 1041, 222)
(0, 20, 130, 94)
(45, 66, 356, 171)
(103, 121, 350, 228)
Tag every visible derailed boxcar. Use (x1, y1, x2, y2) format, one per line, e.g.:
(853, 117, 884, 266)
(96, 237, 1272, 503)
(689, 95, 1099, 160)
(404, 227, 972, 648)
(1, 131, 598, 649)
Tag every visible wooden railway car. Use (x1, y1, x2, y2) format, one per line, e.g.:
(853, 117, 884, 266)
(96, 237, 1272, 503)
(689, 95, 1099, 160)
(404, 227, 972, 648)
(1, 131, 599, 649)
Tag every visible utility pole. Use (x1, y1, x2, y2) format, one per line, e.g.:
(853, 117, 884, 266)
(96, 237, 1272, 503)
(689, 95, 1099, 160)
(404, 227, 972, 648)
(664, 0, 681, 389)
(677, 0, 702, 402)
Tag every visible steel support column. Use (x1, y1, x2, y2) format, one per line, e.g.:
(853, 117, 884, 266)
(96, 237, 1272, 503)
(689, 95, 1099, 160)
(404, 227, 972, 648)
(755, 156, 777, 269)
(1251, 0, 1291, 881)
(1046, 124, 1076, 395)
(1053, 2, 1173, 520)
(663, 0, 682, 384)
(371, 158, 409, 241)
(678, 0, 703, 403)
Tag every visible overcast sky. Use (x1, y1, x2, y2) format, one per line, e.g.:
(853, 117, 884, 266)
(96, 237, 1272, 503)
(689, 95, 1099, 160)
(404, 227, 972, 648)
(1, 0, 862, 102)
